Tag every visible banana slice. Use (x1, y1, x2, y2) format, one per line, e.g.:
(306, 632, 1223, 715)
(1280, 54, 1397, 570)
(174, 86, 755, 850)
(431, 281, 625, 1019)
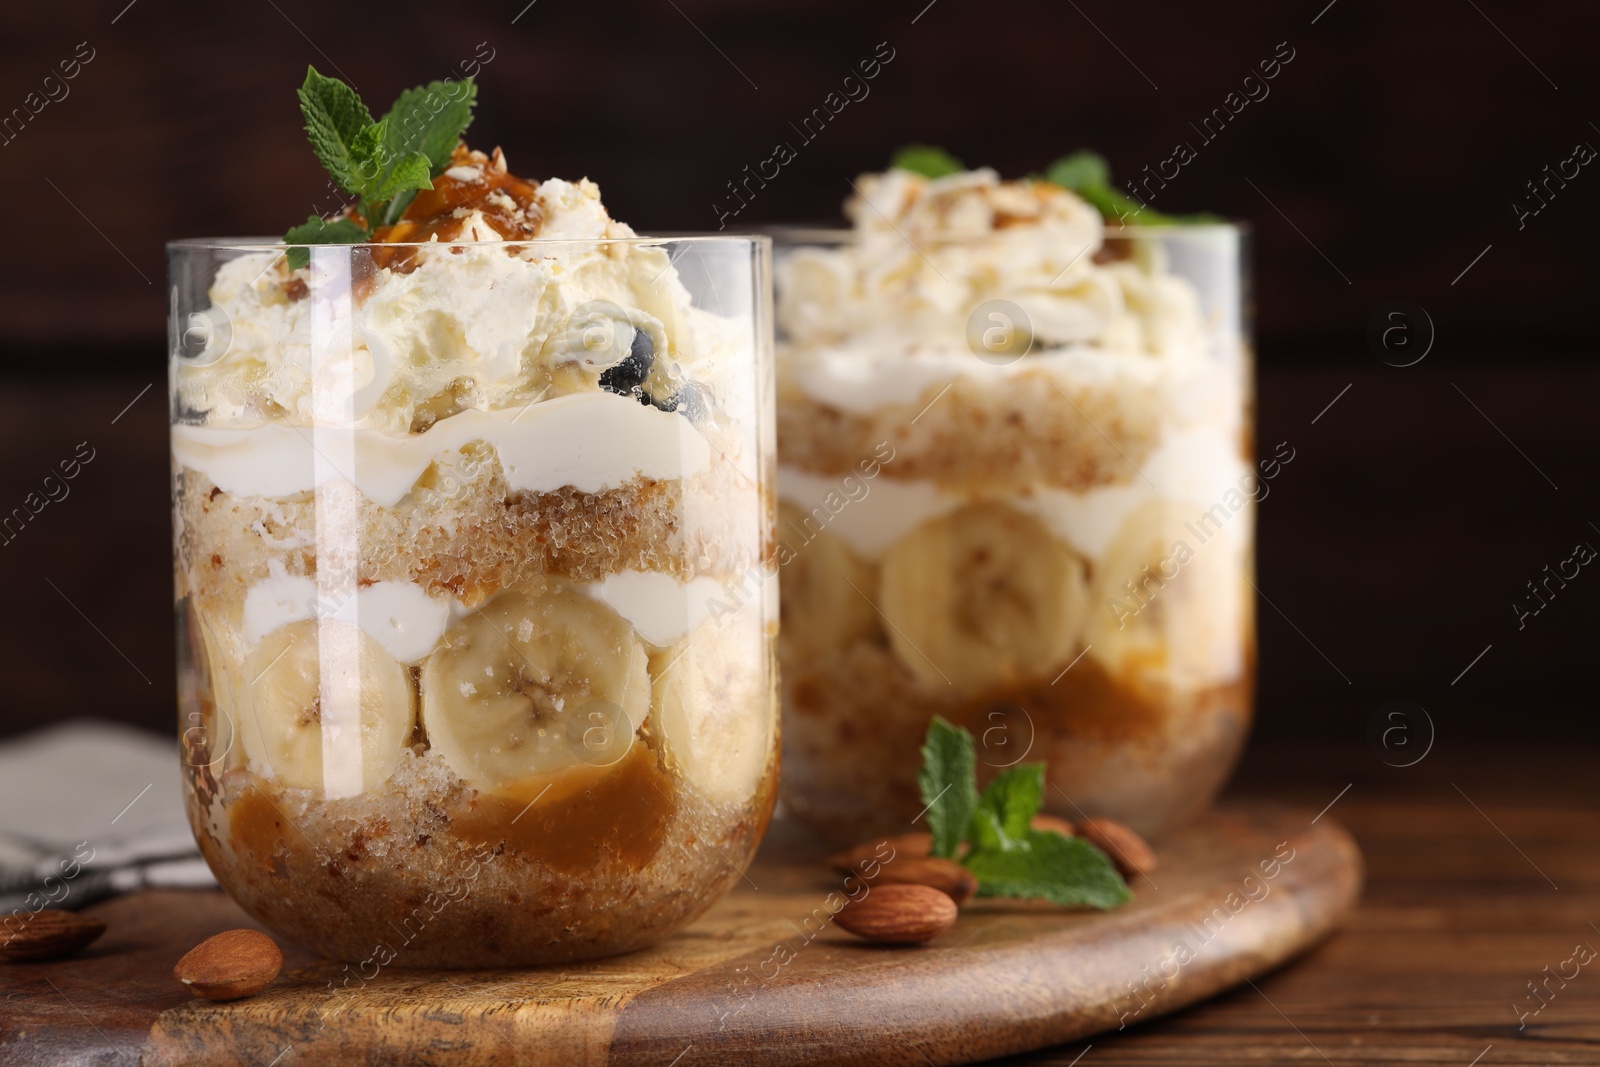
(776, 502, 881, 658)
(188, 604, 244, 774)
(181, 598, 252, 771)
(420, 586, 651, 793)
(1085, 500, 1244, 688)
(877, 502, 1089, 693)
(651, 614, 772, 806)
(239, 619, 415, 796)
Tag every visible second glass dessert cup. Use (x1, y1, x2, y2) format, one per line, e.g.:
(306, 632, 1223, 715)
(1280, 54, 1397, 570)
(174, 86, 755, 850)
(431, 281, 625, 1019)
(774, 218, 1254, 839)
(170, 235, 776, 966)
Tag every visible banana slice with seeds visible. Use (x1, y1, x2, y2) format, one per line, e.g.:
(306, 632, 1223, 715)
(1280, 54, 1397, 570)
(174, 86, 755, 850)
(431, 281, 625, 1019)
(238, 619, 415, 796)
(420, 585, 651, 793)
(878, 502, 1089, 693)
(651, 614, 772, 806)
(777, 502, 881, 658)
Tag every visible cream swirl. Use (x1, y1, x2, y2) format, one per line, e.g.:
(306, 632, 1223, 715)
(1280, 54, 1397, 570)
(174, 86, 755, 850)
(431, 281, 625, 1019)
(174, 174, 717, 436)
(781, 167, 1211, 345)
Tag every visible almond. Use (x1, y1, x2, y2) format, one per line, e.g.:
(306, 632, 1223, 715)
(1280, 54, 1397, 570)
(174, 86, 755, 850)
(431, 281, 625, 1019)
(1029, 813, 1077, 837)
(1077, 817, 1157, 878)
(835, 884, 958, 944)
(860, 855, 978, 906)
(174, 929, 283, 1001)
(0, 910, 106, 962)
(826, 832, 932, 872)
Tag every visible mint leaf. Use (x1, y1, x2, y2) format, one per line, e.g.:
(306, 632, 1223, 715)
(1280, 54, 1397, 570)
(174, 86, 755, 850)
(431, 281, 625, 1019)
(297, 67, 375, 196)
(1044, 150, 1110, 192)
(1041, 150, 1221, 227)
(918, 717, 978, 859)
(966, 830, 1131, 910)
(372, 79, 475, 226)
(1081, 184, 1169, 225)
(967, 763, 1043, 854)
(343, 121, 434, 208)
(290, 71, 478, 241)
(973, 763, 1045, 841)
(347, 120, 389, 192)
(380, 79, 478, 175)
(283, 215, 368, 270)
(1161, 207, 1225, 226)
(1042, 151, 1159, 224)
(891, 144, 966, 180)
(912, 718, 1132, 909)
(967, 806, 1009, 855)
(369, 151, 434, 210)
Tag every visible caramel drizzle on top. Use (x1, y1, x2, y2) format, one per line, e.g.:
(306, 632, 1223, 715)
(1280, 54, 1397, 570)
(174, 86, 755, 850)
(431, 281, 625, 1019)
(368, 144, 543, 272)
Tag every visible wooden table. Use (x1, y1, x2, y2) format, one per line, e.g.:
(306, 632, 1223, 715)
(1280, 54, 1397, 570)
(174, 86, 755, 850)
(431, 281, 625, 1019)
(4, 745, 1594, 1064)
(1001, 745, 1600, 1065)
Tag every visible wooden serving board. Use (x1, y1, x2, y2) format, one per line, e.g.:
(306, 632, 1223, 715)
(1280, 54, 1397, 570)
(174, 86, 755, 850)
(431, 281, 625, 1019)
(1, 802, 1361, 1066)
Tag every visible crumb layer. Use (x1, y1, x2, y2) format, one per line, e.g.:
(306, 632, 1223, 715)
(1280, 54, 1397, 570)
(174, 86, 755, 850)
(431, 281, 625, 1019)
(185, 742, 778, 967)
(779, 638, 1252, 841)
(176, 442, 763, 615)
(776, 365, 1162, 492)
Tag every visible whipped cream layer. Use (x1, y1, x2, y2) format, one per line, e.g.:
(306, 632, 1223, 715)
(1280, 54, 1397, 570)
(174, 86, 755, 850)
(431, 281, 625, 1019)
(173, 391, 712, 507)
(173, 159, 758, 510)
(243, 569, 453, 664)
(777, 166, 1235, 424)
(789, 343, 1167, 417)
(240, 566, 726, 664)
(584, 570, 730, 647)
(176, 175, 714, 434)
(777, 425, 1249, 565)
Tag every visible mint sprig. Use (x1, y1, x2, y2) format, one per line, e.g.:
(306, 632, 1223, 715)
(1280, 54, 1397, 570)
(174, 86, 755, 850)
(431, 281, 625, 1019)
(890, 144, 966, 180)
(1042, 150, 1221, 227)
(284, 68, 478, 269)
(885, 145, 1218, 227)
(919, 715, 979, 858)
(380, 81, 479, 180)
(296, 70, 375, 195)
(283, 214, 367, 252)
(917, 718, 1131, 909)
(966, 828, 1132, 909)
(1042, 150, 1109, 192)
(970, 763, 1043, 846)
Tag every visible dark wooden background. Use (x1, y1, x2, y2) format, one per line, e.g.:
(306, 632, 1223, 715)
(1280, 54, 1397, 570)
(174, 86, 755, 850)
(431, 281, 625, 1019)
(0, 0, 1595, 749)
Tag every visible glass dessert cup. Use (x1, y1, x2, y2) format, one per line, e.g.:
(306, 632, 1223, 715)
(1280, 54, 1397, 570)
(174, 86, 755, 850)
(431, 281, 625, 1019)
(774, 222, 1253, 840)
(170, 235, 777, 967)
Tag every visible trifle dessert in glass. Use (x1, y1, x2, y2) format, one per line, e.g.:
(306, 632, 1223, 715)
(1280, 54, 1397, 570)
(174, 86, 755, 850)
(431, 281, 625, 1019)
(775, 157, 1252, 839)
(171, 91, 775, 964)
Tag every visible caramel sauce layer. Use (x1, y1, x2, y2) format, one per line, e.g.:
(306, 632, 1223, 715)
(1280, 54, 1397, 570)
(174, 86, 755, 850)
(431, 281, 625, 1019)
(448, 745, 676, 875)
(370, 145, 542, 272)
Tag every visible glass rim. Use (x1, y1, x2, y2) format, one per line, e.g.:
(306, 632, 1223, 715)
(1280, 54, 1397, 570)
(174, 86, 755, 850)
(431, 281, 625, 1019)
(166, 232, 772, 253)
(762, 221, 1250, 242)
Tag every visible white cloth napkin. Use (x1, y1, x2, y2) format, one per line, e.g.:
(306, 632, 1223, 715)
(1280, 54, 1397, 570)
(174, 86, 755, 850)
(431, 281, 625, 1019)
(0, 720, 215, 912)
